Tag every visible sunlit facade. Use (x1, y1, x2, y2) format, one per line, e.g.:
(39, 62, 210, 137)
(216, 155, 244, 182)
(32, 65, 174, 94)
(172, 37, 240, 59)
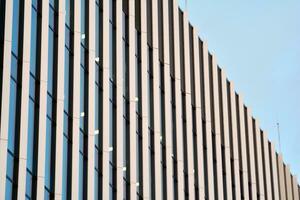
(0, 0, 299, 199)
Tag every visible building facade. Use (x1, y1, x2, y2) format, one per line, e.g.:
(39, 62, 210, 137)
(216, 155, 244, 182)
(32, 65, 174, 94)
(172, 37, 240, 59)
(0, 0, 299, 199)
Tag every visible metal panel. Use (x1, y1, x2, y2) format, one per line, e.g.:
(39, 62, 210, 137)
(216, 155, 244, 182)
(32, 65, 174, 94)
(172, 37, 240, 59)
(71, 0, 81, 198)
(292, 176, 299, 200)
(162, 0, 174, 199)
(285, 165, 293, 200)
(0, 0, 13, 197)
(211, 55, 224, 199)
(35, 0, 49, 198)
(182, 12, 195, 200)
(87, 0, 96, 199)
(277, 153, 286, 200)
(16, 0, 32, 198)
(128, 0, 137, 198)
(53, 0, 66, 198)
(229, 82, 241, 199)
(152, 0, 162, 198)
(237, 95, 249, 199)
(193, 28, 205, 199)
(269, 143, 279, 200)
(115, 0, 124, 199)
(246, 108, 257, 200)
(220, 69, 233, 200)
(262, 131, 272, 199)
(203, 41, 215, 200)
(171, 0, 185, 198)
(140, 0, 150, 198)
(253, 119, 265, 199)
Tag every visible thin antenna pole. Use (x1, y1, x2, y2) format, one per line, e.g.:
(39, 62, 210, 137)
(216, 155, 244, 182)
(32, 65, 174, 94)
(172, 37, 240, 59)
(277, 122, 281, 153)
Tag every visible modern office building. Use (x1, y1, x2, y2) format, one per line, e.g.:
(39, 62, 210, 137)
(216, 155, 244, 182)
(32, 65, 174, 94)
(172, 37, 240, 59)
(0, 0, 299, 199)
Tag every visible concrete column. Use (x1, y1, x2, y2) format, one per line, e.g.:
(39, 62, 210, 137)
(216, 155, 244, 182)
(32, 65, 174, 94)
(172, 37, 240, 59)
(71, 0, 81, 198)
(237, 95, 250, 199)
(253, 119, 265, 199)
(182, 12, 195, 200)
(16, 0, 32, 198)
(220, 69, 233, 200)
(128, 0, 137, 198)
(87, 0, 96, 199)
(203, 41, 215, 200)
(269, 143, 279, 200)
(246, 108, 257, 200)
(0, 0, 13, 198)
(192, 28, 205, 200)
(211, 55, 224, 200)
(162, 0, 174, 199)
(140, 0, 150, 198)
(172, 0, 185, 198)
(229, 82, 241, 199)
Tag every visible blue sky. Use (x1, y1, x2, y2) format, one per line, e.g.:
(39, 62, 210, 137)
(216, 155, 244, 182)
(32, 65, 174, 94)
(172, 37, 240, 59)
(178, 0, 300, 181)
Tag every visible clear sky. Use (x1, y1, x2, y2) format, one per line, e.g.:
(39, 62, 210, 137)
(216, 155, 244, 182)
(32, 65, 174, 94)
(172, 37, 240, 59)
(178, 0, 300, 182)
